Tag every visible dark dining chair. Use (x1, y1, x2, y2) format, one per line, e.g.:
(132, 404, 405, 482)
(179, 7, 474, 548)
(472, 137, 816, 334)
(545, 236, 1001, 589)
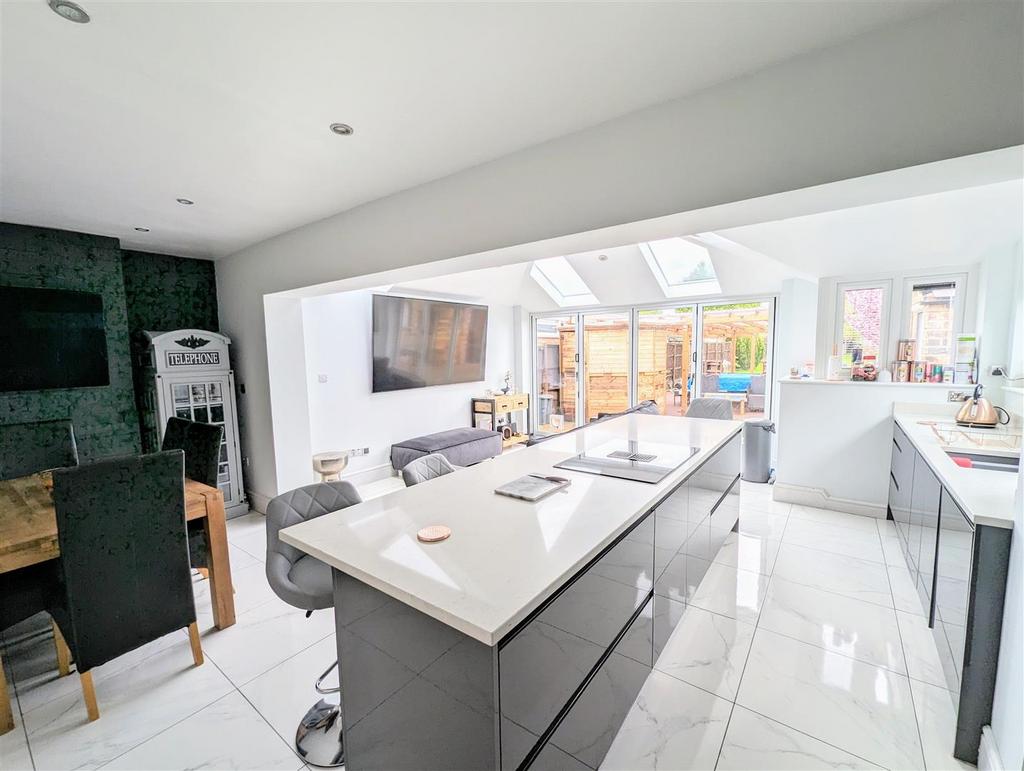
(0, 419, 78, 480)
(161, 417, 224, 570)
(49, 450, 203, 722)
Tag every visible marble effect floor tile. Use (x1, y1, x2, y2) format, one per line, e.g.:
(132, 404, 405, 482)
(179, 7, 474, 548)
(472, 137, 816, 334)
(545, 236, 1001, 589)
(738, 498, 792, 517)
(99, 691, 300, 771)
(888, 564, 928, 617)
(654, 605, 755, 700)
(909, 678, 974, 771)
(23, 644, 233, 771)
(0, 687, 34, 771)
(896, 610, 954, 690)
(200, 597, 335, 686)
(600, 670, 732, 771)
(711, 532, 781, 576)
(238, 636, 338, 757)
(732, 511, 789, 541)
(737, 629, 924, 770)
(688, 563, 769, 625)
(788, 506, 880, 533)
(773, 544, 893, 608)
(717, 706, 882, 770)
(759, 578, 906, 674)
(782, 519, 885, 564)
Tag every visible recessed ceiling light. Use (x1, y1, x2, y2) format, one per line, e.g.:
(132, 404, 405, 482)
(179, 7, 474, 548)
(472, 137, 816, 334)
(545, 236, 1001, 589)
(598, 254, 609, 261)
(134, 227, 150, 232)
(329, 123, 354, 136)
(176, 198, 194, 205)
(47, 0, 90, 23)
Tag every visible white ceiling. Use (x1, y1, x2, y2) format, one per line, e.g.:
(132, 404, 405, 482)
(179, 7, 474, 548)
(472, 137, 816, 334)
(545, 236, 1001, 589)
(0, 0, 938, 258)
(392, 180, 1023, 310)
(718, 180, 1024, 277)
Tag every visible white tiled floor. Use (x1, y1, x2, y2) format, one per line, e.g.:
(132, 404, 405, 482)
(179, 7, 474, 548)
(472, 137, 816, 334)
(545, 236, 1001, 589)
(0, 481, 971, 770)
(601, 481, 971, 771)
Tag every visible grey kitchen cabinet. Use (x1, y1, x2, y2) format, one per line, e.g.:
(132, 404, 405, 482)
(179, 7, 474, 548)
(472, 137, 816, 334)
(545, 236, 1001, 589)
(888, 423, 915, 554)
(909, 452, 941, 621)
(887, 421, 1013, 765)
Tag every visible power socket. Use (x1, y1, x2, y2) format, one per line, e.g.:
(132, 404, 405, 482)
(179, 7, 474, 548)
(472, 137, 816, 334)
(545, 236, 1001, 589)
(990, 365, 1006, 377)
(349, 447, 370, 456)
(947, 390, 970, 402)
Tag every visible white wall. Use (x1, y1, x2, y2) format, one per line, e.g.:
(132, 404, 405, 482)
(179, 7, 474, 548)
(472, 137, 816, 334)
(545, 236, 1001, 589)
(300, 290, 515, 481)
(975, 240, 1024, 409)
(773, 381, 970, 516)
(217, 4, 1024, 503)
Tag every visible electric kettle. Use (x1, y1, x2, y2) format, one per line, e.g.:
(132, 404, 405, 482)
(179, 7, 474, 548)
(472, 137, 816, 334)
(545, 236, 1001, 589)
(956, 384, 1010, 428)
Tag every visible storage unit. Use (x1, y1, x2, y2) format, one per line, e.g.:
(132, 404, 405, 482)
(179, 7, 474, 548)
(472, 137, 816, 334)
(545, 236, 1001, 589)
(471, 393, 530, 448)
(886, 420, 1012, 763)
(141, 330, 247, 518)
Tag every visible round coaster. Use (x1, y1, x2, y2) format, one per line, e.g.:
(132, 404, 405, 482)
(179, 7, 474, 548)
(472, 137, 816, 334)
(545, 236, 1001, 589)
(417, 525, 451, 543)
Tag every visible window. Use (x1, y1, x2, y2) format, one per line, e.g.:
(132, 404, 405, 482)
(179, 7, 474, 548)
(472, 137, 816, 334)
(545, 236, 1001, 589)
(529, 256, 598, 307)
(904, 277, 964, 368)
(639, 238, 721, 298)
(835, 281, 889, 368)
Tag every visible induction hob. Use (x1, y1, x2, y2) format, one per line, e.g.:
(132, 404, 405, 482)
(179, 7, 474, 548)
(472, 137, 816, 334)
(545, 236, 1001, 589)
(554, 440, 700, 483)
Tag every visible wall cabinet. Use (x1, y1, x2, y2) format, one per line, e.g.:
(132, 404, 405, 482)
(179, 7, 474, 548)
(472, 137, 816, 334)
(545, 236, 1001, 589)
(887, 422, 1012, 764)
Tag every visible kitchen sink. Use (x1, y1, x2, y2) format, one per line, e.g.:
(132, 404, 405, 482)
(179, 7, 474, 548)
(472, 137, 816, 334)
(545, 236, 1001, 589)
(944, 450, 1020, 473)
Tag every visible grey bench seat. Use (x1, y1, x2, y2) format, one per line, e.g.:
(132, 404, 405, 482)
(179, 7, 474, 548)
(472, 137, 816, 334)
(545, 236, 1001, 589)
(390, 427, 502, 470)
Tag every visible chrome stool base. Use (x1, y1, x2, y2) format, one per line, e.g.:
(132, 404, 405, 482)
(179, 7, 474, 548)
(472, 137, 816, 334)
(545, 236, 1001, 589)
(296, 696, 344, 768)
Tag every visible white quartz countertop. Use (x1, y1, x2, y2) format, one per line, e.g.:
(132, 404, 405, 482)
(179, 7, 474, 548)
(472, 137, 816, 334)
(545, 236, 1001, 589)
(281, 414, 741, 645)
(893, 408, 1019, 530)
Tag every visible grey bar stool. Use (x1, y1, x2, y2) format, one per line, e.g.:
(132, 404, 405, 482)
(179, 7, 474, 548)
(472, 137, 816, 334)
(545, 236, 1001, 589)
(266, 481, 362, 767)
(401, 452, 456, 486)
(685, 397, 735, 420)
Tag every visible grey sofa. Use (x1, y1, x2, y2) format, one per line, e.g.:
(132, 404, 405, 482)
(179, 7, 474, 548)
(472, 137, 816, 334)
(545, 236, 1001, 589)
(390, 427, 502, 471)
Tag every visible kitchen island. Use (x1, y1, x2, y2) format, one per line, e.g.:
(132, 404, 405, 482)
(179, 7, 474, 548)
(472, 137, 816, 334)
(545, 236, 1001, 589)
(282, 413, 741, 770)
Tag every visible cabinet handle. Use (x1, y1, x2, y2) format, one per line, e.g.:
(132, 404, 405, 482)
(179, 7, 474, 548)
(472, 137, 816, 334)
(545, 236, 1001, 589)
(893, 437, 902, 454)
(890, 471, 899, 491)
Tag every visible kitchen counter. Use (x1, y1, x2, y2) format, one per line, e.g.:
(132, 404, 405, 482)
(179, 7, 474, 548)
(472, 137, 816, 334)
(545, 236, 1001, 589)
(893, 406, 1018, 529)
(281, 413, 741, 644)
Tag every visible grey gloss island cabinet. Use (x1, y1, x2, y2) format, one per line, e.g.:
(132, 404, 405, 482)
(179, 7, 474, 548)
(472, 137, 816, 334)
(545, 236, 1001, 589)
(332, 432, 741, 770)
(887, 422, 1012, 764)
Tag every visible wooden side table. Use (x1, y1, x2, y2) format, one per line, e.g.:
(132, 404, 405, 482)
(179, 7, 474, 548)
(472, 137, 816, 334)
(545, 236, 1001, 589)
(471, 394, 530, 449)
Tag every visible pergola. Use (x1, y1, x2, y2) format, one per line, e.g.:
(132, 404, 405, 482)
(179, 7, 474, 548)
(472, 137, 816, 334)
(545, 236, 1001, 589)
(701, 306, 770, 374)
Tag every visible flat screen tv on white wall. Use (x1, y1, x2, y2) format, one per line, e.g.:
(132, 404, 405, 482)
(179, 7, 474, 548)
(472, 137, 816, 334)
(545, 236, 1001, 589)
(371, 294, 488, 392)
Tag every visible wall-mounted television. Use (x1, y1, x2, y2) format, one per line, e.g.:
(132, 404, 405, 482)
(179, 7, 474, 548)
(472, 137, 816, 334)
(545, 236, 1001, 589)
(372, 295, 488, 392)
(0, 286, 110, 392)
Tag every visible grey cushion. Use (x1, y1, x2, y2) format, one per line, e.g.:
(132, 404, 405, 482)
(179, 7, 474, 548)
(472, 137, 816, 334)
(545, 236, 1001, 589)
(288, 555, 333, 602)
(391, 427, 501, 470)
(685, 398, 734, 420)
(402, 453, 456, 486)
(266, 481, 362, 611)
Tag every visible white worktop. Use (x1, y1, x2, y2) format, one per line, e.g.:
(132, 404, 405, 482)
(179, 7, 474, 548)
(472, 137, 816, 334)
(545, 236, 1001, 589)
(281, 414, 741, 645)
(893, 406, 1019, 530)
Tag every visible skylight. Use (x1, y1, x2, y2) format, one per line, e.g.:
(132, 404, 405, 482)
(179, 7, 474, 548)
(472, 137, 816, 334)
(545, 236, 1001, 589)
(530, 256, 598, 307)
(639, 237, 721, 298)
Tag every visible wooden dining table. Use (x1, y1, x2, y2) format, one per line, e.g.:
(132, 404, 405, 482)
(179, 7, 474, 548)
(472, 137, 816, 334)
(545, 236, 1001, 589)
(0, 473, 237, 733)
(0, 473, 236, 626)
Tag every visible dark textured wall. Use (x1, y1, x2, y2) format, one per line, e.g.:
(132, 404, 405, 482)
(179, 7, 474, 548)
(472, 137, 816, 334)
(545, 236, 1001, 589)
(121, 249, 219, 334)
(121, 249, 219, 452)
(0, 223, 141, 460)
(0, 225, 220, 460)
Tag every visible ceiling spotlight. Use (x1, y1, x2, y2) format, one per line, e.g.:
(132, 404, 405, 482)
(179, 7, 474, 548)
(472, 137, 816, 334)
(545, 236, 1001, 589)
(47, 0, 90, 23)
(176, 198, 194, 205)
(134, 227, 150, 232)
(598, 254, 609, 261)
(329, 123, 354, 136)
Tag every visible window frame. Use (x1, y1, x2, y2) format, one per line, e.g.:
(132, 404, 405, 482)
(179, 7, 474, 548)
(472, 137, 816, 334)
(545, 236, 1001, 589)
(899, 272, 968, 368)
(833, 279, 892, 369)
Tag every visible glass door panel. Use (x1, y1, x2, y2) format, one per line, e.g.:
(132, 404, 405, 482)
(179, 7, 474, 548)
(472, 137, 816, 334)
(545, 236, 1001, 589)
(534, 315, 577, 434)
(698, 301, 772, 419)
(582, 312, 631, 422)
(636, 307, 695, 416)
